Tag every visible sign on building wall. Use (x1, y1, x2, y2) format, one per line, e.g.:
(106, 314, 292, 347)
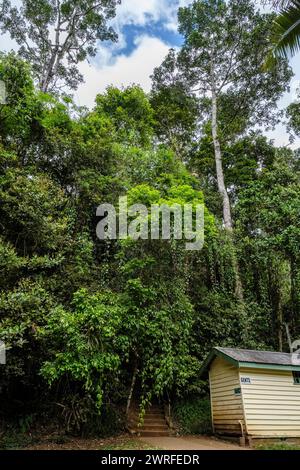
(241, 377, 251, 384)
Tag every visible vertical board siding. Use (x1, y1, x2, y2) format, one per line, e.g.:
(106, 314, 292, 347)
(240, 367, 300, 437)
(210, 357, 245, 435)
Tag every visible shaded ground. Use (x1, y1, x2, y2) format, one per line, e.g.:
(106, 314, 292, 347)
(3, 430, 298, 450)
(22, 435, 154, 450)
(139, 435, 246, 451)
(20, 434, 246, 450)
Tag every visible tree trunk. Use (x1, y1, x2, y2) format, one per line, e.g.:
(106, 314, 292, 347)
(231, 246, 244, 303)
(39, 0, 62, 93)
(40, 51, 58, 93)
(211, 87, 233, 230)
(278, 303, 283, 352)
(210, 64, 244, 306)
(285, 323, 293, 353)
(126, 364, 138, 418)
(290, 256, 300, 331)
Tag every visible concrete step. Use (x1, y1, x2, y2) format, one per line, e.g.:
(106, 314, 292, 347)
(132, 408, 164, 414)
(135, 414, 164, 419)
(131, 404, 169, 437)
(143, 419, 166, 425)
(139, 430, 170, 437)
(140, 425, 169, 431)
(131, 419, 167, 427)
(132, 409, 163, 414)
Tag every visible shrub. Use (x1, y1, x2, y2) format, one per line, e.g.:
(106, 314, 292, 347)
(173, 397, 212, 435)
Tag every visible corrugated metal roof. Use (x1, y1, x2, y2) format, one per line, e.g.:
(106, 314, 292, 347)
(199, 346, 300, 377)
(216, 347, 295, 366)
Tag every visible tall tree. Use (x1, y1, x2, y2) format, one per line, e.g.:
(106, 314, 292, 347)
(152, 0, 291, 231)
(0, 0, 120, 92)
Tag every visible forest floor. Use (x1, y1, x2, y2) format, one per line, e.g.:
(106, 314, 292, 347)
(137, 435, 246, 450)
(3, 432, 296, 451)
(19, 434, 245, 451)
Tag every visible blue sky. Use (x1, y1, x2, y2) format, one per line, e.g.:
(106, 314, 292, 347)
(1, 0, 300, 147)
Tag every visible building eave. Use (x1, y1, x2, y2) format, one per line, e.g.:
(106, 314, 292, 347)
(200, 348, 300, 377)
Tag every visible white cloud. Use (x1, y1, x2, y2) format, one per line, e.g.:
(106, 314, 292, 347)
(115, 0, 191, 28)
(165, 0, 193, 32)
(75, 35, 170, 108)
(116, 0, 165, 26)
(108, 0, 192, 45)
(73, 1, 191, 70)
(265, 57, 300, 149)
(1, 0, 299, 149)
(0, 31, 18, 52)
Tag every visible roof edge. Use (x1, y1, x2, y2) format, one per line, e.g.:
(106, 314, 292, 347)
(199, 348, 300, 377)
(239, 362, 300, 372)
(199, 347, 239, 377)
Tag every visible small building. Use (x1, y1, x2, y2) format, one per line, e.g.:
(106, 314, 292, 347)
(200, 347, 300, 444)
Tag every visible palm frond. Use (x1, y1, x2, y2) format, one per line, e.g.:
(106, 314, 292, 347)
(272, 1, 292, 8)
(273, 0, 300, 58)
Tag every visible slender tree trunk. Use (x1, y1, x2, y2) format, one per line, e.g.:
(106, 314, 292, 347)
(232, 246, 244, 303)
(285, 323, 293, 353)
(278, 303, 283, 352)
(290, 256, 300, 329)
(40, 0, 62, 92)
(40, 51, 58, 92)
(210, 63, 244, 306)
(211, 86, 233, 231)
(126, 364, 138, 418)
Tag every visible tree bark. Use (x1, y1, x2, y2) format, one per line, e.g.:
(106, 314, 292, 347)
(290, 256, 299, 329)
(126, 364, 138, 418)
(285, 322, 293, 353)
(210, 61, 245, 306)
(211, 86, 233, 231)
(231, 246, 244, 303)
(39, 0, 63, 93)
(211, 108, 244, 302)
(278, 303, 283, 352)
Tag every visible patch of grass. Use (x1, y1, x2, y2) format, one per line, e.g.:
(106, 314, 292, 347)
(257, 443, 300, 451)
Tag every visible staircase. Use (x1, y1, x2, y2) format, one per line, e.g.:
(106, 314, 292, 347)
(134, 404, 170, 437)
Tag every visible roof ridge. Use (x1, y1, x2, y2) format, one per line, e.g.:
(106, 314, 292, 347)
(216, 346, 292, 355)
(200, 346, 300, 377)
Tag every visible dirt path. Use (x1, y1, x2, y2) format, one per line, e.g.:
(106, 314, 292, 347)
(139, 435, 248, 450)
(21, 433, 248, 451)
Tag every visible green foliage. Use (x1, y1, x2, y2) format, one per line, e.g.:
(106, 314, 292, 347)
(271, 1, 300, 59)
(152, 0, 292, 146)
(236, 149, 300, 342)
(0, 26, 298, 442)
(257, 442, 300, 450)
(0, 0, 120, 92)
(0, 279, 54, 397)
(150, 73, 199, 158)
(0, 169, 69, 253)
(0, 427, 36, 450)
(287, 89, 300, 139)
(95, 86, 154, 146)
(236, 151, 300, 259)
(173, 397, 212, 435)
(0, 52, 39, 143)
(40, 290, 127, 410)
